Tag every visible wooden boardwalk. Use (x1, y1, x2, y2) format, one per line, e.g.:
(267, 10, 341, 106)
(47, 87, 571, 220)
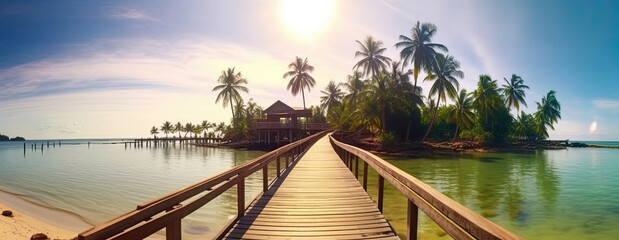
(223, 135, 398, 239)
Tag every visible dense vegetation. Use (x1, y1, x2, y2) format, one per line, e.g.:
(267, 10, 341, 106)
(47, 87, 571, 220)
(148, 21, 561, 146)
(321, 21, 561, 145)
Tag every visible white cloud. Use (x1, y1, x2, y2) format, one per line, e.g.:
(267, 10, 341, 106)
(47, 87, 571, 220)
(108, 8, 157, 21)
(593, 99, 619, 109)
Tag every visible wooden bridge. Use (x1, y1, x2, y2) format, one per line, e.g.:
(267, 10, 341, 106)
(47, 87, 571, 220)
(78, 131, 523, 240)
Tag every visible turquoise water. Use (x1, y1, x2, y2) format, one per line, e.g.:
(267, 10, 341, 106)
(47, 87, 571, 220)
(0, 140, 267, 239)
(1, 140, 619, 239)
(362, 148, 619, 239)
(577, 141, 619, 147)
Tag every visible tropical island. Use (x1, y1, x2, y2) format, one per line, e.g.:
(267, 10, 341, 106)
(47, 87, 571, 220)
(148, 21, 563, 154)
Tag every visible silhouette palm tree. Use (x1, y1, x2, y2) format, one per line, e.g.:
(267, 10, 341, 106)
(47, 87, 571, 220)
(501, 74, 530, 111)
(150, 126, 159, 138)
(174, 122, 183, 139)
(353, 36, 391, 77)
(342, 71, 365, 109)
(213, 67, 249, 120)
(284, 57, 316, 109)
(320, 81, 344, 110)
(420, 54, 463, 144)
(161, 121, 173, 138)
(395, 21, 448, 88)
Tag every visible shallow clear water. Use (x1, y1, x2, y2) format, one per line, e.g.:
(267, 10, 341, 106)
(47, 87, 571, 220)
(1, 140, 618, 239)
(0, 140, 267, 239)
(362, 148, 619, 239)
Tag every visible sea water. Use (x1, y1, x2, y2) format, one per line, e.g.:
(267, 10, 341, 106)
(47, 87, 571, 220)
(1, 140, 619, 239)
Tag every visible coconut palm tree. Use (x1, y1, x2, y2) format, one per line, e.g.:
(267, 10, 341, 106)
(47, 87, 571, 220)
(320, 81, 344, 110)
(534, 90, 561, 138)
(150, 126, 159, 138)
(283, 57, 316, 109)
(161, 121, 173, 138)
(184, 123, 194, 138)
(193, 125, 203, 139)
(472, 75, 501, 124)
(353, 36, 392, 77)
(420, 54, 463, 144)
(362, 72, 392, 133)
(395, 21, 448, 88)
(174, 122, 183, 139)
(343, 71, 365, 108)
(448, 89, 475, 140)
(213, 67, 249, 120)
(501, 74, 529, 111)
(215, 122, 226, 138)
(201, 120, 212, 138)
(513, 111, 534, 140)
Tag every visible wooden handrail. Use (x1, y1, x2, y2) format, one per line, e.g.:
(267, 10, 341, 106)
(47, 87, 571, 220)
(329, 134, 524, 240)
(78, 130, 330, 240)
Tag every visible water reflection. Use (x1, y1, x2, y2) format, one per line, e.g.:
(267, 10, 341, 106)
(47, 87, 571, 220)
(379, 149, 565, 239)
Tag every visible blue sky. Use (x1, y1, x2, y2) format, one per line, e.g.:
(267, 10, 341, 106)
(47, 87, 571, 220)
(0, 0, 618, 140)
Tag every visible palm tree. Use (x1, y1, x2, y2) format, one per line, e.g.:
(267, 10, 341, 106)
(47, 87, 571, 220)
(501, 74, 529, 111)
(534, 90, 561, 138)
(213, 67, 249, 120)
(193, 126, 203, 139)
(353, 36, 392, 77)
(448, 89, 475, 140)
(472, 75, 501, 124)
(420, 54, 463, 144)
(395, 21, 448, 88)
(215, 122, 226, 138)
(283, 57, 316, 109)
(161, 121, 173, 138)
(362, 72, 392, 133)
(150, 126, 159, 138)
(174, 122, 183, 139)
(320, 81, 344, 110)
(343, 71, 365, 108)
(513, 111, 533, 140)
(201, 120, 212, 138)
(184, 123, 194, 138)
(389, 61, 423, 141)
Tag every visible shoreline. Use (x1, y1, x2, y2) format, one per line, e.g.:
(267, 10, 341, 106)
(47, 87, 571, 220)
(0, 188, 91, 240)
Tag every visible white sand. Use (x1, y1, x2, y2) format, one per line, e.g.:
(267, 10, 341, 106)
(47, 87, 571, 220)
(0, 200, 77, 240)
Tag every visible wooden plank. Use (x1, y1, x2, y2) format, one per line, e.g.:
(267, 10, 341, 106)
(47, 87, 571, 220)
(222, 135, 397, 239)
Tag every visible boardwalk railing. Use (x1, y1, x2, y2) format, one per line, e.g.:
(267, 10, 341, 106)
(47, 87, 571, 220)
(78, 130, 330, 240)
(329, 134, 524, 240)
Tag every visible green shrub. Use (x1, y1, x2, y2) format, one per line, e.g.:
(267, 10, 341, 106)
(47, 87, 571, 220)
(378, 131, 397, 146)
(459, 124, 492, 143)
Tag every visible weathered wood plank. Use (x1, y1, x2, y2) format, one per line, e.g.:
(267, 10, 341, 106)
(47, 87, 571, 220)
(222, 135, 397, 239)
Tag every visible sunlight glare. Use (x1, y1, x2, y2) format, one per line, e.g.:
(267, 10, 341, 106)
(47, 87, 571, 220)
(589, 121, 598, 134)
(281, 0, 334, 37)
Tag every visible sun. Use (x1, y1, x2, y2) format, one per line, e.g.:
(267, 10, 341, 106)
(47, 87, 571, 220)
(281, 0, 335, 37)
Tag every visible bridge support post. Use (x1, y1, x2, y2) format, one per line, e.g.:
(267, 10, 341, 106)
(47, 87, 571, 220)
(378, 175, 384, 212)
(238, 179, 245, 218)
(354, 156, 359, 179)
(263, 165, 269, 193)
(166, 219, 181, 240)
(276, 156, 281, 178)
(363, 162, 368, 190)
(407, 200, 419, 240)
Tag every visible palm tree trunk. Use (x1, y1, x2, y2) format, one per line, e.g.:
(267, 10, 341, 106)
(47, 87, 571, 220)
(380, 99, 386, 134)
(419, 97, 441, 146)
(229, 95, 235, 120)
(406, 117, 412, 142)
(452, 125, 459, 141)
(301, 86, 306, 109)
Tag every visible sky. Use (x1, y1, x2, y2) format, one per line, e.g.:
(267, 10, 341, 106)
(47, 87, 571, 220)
(0, 0, 618, 140)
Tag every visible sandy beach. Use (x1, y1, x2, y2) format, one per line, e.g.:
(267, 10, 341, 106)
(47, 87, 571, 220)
(0, 201, 77, 239)
(0, 189, 91, 240)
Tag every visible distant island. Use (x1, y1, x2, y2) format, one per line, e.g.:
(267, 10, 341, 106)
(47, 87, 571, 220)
(0, 133, 25, 141)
